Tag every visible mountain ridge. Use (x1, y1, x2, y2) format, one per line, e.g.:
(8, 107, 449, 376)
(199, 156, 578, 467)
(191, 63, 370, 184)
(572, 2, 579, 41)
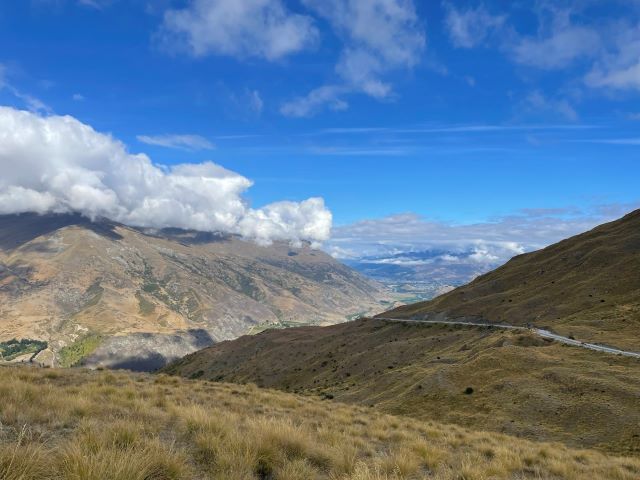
(0, 212, 390, 370)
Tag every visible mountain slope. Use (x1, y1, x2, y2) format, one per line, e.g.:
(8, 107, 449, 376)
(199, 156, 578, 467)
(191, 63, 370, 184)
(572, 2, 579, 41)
(164, 318, 640, 455)
(383, 209, 640, 350)
(2, 366, 640, 480)
(164, 210, 640, 455)
(0, 213, 388, 369)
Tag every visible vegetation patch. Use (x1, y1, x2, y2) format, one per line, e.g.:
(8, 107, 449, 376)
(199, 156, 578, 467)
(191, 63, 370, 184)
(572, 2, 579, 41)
(83, 280, 104, 308)
(58, 334, 102, 367)
(135, 291, 156, 316)
(0, 339, 48, 361)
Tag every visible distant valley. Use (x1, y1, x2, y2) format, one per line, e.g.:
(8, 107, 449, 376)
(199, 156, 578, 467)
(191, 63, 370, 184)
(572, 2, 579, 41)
(344, 248, 502, 302)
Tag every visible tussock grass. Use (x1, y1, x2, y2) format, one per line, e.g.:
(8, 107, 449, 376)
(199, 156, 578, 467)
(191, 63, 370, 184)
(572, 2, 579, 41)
(0, 366, 639, 479)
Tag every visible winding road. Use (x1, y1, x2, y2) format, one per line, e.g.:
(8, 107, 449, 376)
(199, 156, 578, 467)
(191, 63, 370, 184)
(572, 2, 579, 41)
(375, 317, 640, 359)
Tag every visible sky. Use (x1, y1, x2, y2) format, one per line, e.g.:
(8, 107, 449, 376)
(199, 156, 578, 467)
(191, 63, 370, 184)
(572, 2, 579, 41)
(0, 0, 639, 264)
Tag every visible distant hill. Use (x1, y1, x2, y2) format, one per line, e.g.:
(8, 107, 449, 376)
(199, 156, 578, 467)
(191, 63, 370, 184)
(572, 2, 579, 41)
(0, 213, 389, 370)
(164, 210, 640, 455)
(384, 208, 640, 350)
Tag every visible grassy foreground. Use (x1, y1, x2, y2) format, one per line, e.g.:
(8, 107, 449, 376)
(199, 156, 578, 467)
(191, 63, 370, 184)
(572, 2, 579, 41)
(0, 366, 639, 479)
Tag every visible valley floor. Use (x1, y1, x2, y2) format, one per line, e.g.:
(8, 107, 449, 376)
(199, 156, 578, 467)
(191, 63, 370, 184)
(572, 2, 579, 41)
(1, 365, 640, 479)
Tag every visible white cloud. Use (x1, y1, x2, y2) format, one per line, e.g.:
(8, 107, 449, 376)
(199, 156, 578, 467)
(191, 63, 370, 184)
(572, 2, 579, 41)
(585, 22, 640, 91)
(511, 22, 600, 70)
(72, 93, 85, 101)
(160, 0, 318, 60)
(443, 3, 640, 95)
(136, 134, 215, 151)
(280, 85, 349, 117)
(0, 64, 52, 114)
(328, 205, 636, 265)
(444, 3, 505, 48)
(0, 106, 332, 245)
(249, 90, 264, 114)
(282, 0, 425, 116)
(524, 90, 578, 121)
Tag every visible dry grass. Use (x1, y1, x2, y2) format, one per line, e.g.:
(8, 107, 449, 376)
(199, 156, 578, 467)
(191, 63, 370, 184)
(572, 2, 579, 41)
(0, 366, 639, 479)
(164, 319, 640, 455)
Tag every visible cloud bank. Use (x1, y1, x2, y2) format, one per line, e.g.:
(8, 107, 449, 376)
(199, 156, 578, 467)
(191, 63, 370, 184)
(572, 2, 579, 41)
(0, 106, 331, 245)
(328, 205, 637, 265)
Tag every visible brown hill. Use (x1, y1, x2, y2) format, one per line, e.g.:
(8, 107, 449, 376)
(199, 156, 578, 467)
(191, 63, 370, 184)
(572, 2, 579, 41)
(383, 209, 640, 350)
(0, 213, 389, 370)
(164, 318, 640, 455)
(164, 210, 640, 455)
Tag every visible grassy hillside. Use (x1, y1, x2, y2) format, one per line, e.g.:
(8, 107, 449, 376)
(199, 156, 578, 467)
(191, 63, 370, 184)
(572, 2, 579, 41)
(383, 209, 640, 350)
(1, 365, 639, 480)
(164, 318, 640, 456)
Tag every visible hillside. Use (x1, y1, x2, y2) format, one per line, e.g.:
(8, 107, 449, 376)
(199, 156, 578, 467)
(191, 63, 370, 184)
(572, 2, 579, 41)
(1, 365, 639, 480)
(0, 213, 388, 370)
(165, 211, 640, 455)
(383, 209, 640, 350)
(164, 318, 640, 455)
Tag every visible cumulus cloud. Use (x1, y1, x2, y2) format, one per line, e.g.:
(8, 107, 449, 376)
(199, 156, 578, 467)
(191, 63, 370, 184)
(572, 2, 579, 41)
(444, 3, 505, 48)
(0, 106, 331, 245)
(282, 0, 425, 116)
(159, 0, 318, 60)
(136, 134, 215, 151)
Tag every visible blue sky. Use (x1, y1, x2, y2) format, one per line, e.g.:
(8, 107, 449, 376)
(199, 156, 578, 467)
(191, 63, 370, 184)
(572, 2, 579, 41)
(0, 0, 639, 261)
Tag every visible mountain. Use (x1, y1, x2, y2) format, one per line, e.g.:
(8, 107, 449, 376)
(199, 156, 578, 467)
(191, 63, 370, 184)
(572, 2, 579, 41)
(164, 210, 640, 455)
(384, 208, 640, 350)
(0, 213, 389, 370)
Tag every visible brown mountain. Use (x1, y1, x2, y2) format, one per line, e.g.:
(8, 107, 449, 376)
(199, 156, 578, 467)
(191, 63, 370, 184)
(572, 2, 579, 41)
(0, 213, 389, 370)
(164, 210, 640, 455)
